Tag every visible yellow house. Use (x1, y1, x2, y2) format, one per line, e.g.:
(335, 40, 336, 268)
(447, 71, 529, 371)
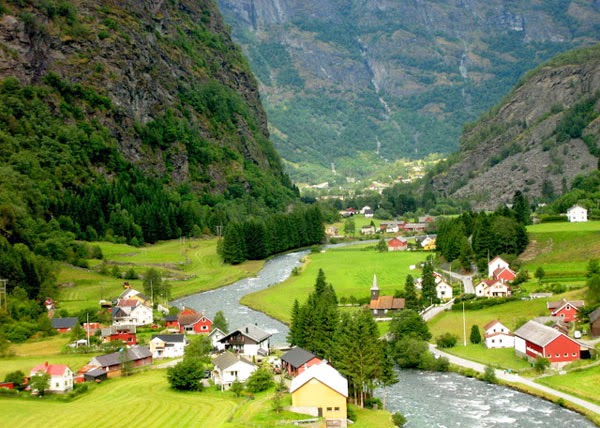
(290, 362, 348, 427)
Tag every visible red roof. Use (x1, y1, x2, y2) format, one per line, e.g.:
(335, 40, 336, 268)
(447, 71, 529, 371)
(31, 363, 69, 376)
(117, 299, 139, 307)
(483, 320, 500, 331)
(369, 296, 405, 310)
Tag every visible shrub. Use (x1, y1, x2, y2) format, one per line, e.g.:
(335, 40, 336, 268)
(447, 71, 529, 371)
(167, 359, 205, 391)
(365, 397, 382, 409)
(245, 366, 273, 393)
(482, 365, 497, 384)
(392, 412, 407, 427)
(436, 332, 458, 348)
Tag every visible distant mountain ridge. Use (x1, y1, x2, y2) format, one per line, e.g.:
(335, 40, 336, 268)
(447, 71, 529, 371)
(217, 0, 600, 182)
(430, 44, 600, 209)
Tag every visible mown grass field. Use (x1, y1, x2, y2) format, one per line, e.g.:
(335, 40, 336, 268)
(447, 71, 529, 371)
(536, 365, 600, 406)
(241, 245, 430, 323)
(58, 239, 264, 313)
(0, 369, 393, 428)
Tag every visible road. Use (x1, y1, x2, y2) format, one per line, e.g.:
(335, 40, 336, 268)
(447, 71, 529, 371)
(442, 269, 475, 294)
(430, 344, 600, 415)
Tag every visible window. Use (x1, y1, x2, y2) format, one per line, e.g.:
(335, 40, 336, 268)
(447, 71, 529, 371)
(556, 353, 560, 357)
(572, 353, 577, 356)
(327, 407, 333, 411)
(202, 325, 208, 330)
(334, 407, 340, 411)
(564, 353, 568, 357)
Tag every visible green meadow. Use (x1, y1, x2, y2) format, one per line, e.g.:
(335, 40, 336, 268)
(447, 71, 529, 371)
(0, 369, 393, 428)
(536, 365, 600, 406)
(241, 244, 430, 323)
(58, 239, 264, 313)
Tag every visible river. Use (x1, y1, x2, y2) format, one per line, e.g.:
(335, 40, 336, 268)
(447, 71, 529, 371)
(172, 249, 595, 427)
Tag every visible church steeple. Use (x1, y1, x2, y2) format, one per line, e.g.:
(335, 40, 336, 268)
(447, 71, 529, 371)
(370, 274, 379, 301)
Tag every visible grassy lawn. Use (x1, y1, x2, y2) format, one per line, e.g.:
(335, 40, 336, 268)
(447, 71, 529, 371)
(536, 365, 600, 406)
(242, 245, 430, 323)
(57, 238, 264, 313)
(0, 369, 393, 428)
(440, 344, 532, 371)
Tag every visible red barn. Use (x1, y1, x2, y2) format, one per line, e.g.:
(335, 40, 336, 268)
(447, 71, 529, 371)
(387, 237, 408, 252)
(547, 299, 584, 323)
(514, 320, 581, 367)
(101, 325, 137, 345)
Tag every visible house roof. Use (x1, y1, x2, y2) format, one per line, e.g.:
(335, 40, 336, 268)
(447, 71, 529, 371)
(117, 299, 140, 308)
(151, 334, 186, 344)
(369, 296, 405, 310)
(219, 324, 272, 343)
(488, 256, 508, 266)
(483, 320, 503, 331)
(92, 345, 152, 368)
(281, 347, 318, 368)
(547, 299, 584, 311)
(30, 363, 70, 376)
(177, 308, 210, 327)
(387, 237, 407, 246)
(208, 327, 225, 338)
(493, 267, 516, 279)
(590, 307, 600, 324)
(513, 320, 574, 348)
(51, 317, 79, 329)
(101, 325, 136, 336)
(567, 205, 586, 212)
(290, 362, 348, 397)
(213, 352, 254, 370)
(164, 314, 178, 322)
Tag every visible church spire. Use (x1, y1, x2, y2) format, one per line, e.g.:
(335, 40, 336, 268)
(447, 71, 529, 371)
(370, 274, 379, 301)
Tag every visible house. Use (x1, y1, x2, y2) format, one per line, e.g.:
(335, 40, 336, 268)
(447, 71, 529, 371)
(418, 216, 435, 224)
(82, 367, 108, 383)
(212, 352, 257, 390)
(82, 322, 102, 335)
(118, 287, 152, 306)
(475, 279, 512, 298)
(402, 222, 427, 233)
(177, 308, 212, 334)
(436, 279, 453, 301)
(112, 299, 153, 326)
(488, 257, 510, 279)
(363, 208, 374, 218)
(387, 237, 408, 252)
(219, 324, 272, 356)
(101, 325, 137, 345)
(419, 236, 437, 251)
(547, 299, 584, 323)
(209, 327, 226, 351)
(533, 317, 570, 335)
(567, 205, 588, 222)
(513, 320, 582, 367)
(51, 317, 79, 333)
(290, 362, 348, 428)
(590, 307, 600, 337)
(149, 334, 188, 359)
(379, 221, 405, 234)
(369, 275, 405, 317)
(88, 345, 153, 378)
(30, 362, 74, 393)
(492, 266, 517, 282)
(164, 314, 179, 331)
(360, 225, 376, 235)
(483, 320, 514, 349)
(281, 346, 322, 377)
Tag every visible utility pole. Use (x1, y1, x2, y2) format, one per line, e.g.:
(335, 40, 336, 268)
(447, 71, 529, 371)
(0, 279, 7, 312)
(463, 301, 467, 346)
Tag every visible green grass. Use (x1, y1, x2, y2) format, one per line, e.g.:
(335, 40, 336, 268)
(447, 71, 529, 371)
(0, 370, 394, 427)
(57, 238, 264, 313)
(439, 344, 532, 371)
(536, 365, 600, 406)
(241, 245, 429, 323)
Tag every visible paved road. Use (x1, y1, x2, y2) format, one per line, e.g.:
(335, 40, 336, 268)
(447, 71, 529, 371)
(430, 345, 600, 415)
(442, 269, 475, 294)
(421, 299, 454, 321)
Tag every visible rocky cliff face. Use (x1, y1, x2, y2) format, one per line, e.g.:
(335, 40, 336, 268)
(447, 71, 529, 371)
(217, 0, 600, 182)
(430, 45, 600, 209)
(0, 0, 290, 194)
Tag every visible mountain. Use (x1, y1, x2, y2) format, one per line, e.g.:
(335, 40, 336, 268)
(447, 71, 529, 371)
(430, 43, 600, 210)
(216, 0, 600, 183)
(0, 0, 298, 247)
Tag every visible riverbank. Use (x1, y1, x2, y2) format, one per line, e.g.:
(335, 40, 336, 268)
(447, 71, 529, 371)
(431, 345, 600, 426)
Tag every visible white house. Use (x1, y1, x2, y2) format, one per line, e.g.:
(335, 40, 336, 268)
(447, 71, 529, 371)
(436, 279, 453, 301)
(212, 352, 257, 390)
(218, 324, 272, 357)
(475, 279, 512, 298)
(112, 299, 153, 326)
(483, 320, 514, 349)
(149, 334, 188, 359)
(30, 363, 74, 393)
(488, 256, 510, 279)
(208, 328, 226, 352)
(567, 205, 588, 222)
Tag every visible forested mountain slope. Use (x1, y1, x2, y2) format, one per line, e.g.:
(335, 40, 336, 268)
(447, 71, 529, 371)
(0, 0, 300, 299)
(217, 0, 600, 183)
(430, 44, 600, 209)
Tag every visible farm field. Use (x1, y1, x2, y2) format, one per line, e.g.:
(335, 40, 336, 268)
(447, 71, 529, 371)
(241, 244, 430, 323)
(536, 365, 600, 406)
(57, 239, 264, 313)
(0, 369, 393, 428)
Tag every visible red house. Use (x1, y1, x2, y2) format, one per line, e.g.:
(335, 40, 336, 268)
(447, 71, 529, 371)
(280, 346, 322, 377)
(101, 325, 137, 345)
(493, 266, 517, 282)
(547, 299, 584, 323)
(387, 237, 408, 252)
(514, 320, 582, 367)
(178, 308, 212, 334)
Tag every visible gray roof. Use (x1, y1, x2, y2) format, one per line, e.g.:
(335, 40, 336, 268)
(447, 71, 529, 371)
(590, 307, 600, 324)
(51, 317, 79, 329)
(213, 352, 254, 370)
(101, 325, 136, 336)
(514, 320, 564, 347)
(151, 334, 186, 344)
(219, 324, 271, 344)
(92, 345, 152, 368)
(281, 347, 317, 368)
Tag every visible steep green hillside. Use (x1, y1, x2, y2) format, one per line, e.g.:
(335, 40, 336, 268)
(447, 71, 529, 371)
(430, 43, 600, 209)
(217, 0, 600, 183)
(0, 0, 300, 302)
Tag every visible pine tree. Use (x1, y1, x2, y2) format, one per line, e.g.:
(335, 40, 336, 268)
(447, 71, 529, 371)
(421, 261, 437, 305)
(404, 274, 419, 310)
(469, 325, 482, 344)
(213, 310, 229, 333)
(512, 190, 531, 225)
